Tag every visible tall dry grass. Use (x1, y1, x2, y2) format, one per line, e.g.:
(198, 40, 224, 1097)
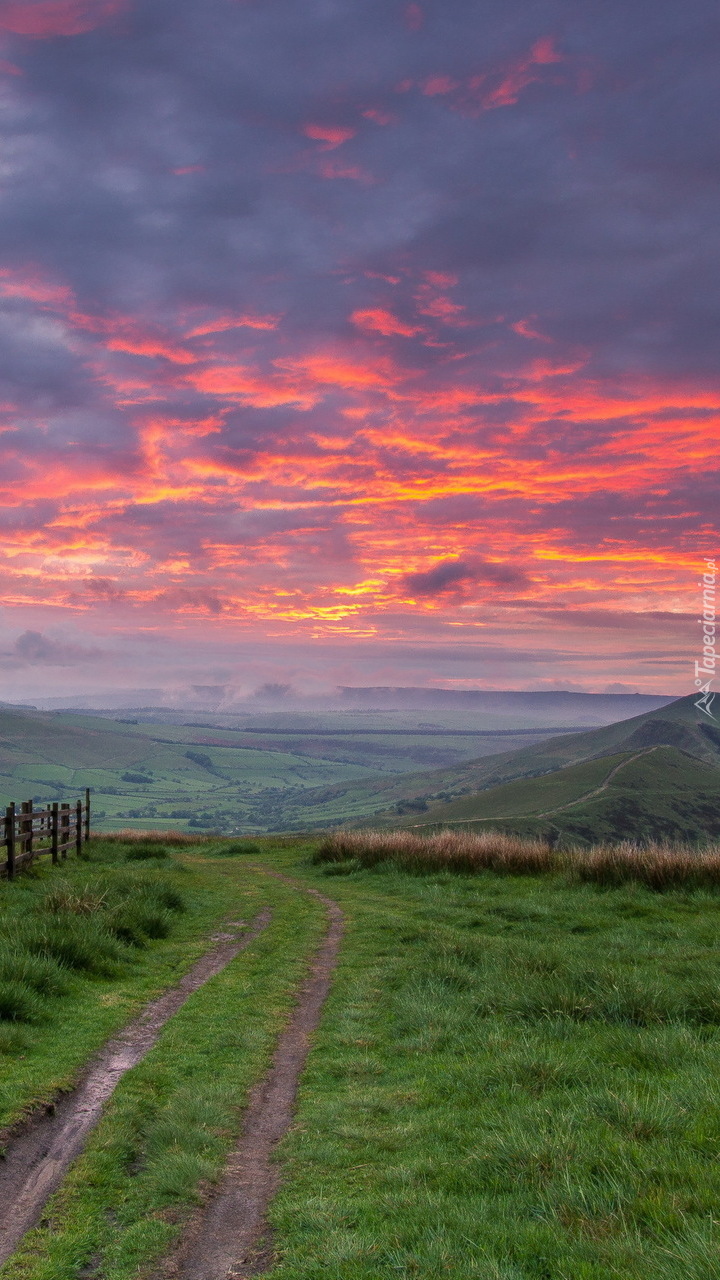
(315, 828, 556, 876)
(575, 840, 720, 890)
(314, 828, 720, 890)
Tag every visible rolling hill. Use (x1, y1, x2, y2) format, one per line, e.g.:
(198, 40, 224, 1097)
(388, 747, 720, 845)
(0, 692, 715, 840)
(354, 695, 720, 843)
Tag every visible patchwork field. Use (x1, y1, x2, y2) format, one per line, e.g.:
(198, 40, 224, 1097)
(0, 704, 590, 834)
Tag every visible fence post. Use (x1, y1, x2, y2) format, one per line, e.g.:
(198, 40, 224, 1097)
(85, 788, 91, 843)
(61, 803, 69, 859)
(20, 800, 32, 863)
(5, 804, 15, 880)
(75, 799, 83, 857)
(51, 802, 59, 865)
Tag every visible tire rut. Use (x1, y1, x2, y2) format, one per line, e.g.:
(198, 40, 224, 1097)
(160, 878, 343, 1280)
(0, 909, 272, 1267)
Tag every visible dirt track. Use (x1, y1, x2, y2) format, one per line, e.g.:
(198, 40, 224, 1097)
(0, 909, 272, 1267)
(160, 880, 344, 1280)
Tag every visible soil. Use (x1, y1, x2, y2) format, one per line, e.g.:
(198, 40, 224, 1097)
(0, 909, 272, 1267)
(160, 880, 344, 1280)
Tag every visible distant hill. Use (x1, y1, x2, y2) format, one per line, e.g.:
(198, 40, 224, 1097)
(0, 692, 713, 841)
(386, 748, 720, 845)
(338, 687, 674, 724)
(253, 694, 712, 830)
(358, 696, 720, 844)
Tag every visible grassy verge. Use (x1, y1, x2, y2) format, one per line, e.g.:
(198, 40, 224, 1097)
(0, 837, 268, 1135)
(2, 842, 326, 1280)
(261, 846, 720, 1279)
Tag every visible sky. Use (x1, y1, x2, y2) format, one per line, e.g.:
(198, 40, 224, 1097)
(0, 0, 717, 702)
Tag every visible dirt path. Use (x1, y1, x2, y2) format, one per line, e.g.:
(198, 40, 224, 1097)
(411, 747, 659, 828)
(161, 879, 344, 1280)
(531, 747, 659, 817)
(0, 909, 272, 1268)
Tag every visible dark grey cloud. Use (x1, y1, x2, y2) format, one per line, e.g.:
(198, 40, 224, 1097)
(404, 557, 528, 595)
(3, 630, 103, 666)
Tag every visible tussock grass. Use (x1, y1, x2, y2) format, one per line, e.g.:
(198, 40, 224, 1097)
(576, 839, 720, 890)
(213, 840, 263, 856)
(316, 828, 555, 876)
(0, 869, 186, 1026)
(124, 843, 170, 861)
(316, 828, 720, 891)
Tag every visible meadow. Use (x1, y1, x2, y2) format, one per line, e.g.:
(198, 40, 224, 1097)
(2, 831, 720, 1278)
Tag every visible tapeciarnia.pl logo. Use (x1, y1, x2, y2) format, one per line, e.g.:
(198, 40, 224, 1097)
(695, 557, 717, 719)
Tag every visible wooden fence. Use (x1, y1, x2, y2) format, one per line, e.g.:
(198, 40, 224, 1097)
(2, 789, 90, 880)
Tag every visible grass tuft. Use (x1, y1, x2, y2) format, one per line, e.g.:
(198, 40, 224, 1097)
(214, 841, 262, 856)
(94, 830, 213, 847)
(0, 1023, 33, 1055)
(0, 951, 70, 998)
(0, 979, 45, 1024)
(124, 844, 170, 861)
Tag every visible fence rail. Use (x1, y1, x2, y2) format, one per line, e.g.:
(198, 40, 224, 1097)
(2, 789, 90, 879)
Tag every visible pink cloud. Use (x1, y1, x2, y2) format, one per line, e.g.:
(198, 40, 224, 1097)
(0, 0, 125, 38)
(351, 308, 421, 338)
(302, 123, 357, 151)
(404, 3, 424, 31)
(422, 75, 459, 97)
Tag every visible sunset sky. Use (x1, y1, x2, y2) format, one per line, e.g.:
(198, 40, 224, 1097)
(0, 0, 716, 701)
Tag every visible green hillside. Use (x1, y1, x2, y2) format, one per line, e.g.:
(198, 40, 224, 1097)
(0, 694, 717, 839)
(384, 746, 720, 845)
(0, 707, 384, 832)
(238, 694, 720, 831)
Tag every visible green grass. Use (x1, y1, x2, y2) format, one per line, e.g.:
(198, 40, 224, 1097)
(0, 839, 272, 1135)
(262, 851, 720, 1279)
(2, 844, 325, 1280)
(5, 839, 720, 1278)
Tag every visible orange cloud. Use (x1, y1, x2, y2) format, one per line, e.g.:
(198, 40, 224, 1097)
(0, 257, 712, 659)
(480, 36, 564, 109)
(351, 308, 421, 338)
(187, 364, 319, 409)
(0, 265, 74, 307)
(186, 313, 281, 337)
(361, 107, 395, 125)
(72, 313, 197, 364)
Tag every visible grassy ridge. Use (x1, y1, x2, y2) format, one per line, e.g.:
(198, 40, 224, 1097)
(378, 746, 720, 846)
